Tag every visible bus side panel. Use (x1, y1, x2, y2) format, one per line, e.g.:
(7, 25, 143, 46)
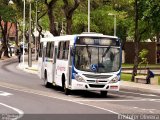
(54, 60, 69, 87)
(47, 60, 53, 83)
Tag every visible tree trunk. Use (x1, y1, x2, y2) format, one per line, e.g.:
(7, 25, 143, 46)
(156, 32, 160, 42)
(0, 21, 9, 58)
(45, 0, 58, 36)
(131, 0, 139, 82)
(66, 18, 72, 35)
(63, 0, 80, 35)
(48, 9, 58, 36)
(131, 42, 139, 81)
(15, 22, 18, 46)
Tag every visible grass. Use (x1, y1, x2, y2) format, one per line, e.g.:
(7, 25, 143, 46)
(121, 73, 132, 81)
(121, 73, 160, 85)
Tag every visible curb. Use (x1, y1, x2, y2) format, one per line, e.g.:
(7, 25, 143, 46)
(25, 67, 38, 71)
(120, 84, 160, 95)
(0, 56, 17, 62)
(17, 64, 38, 75)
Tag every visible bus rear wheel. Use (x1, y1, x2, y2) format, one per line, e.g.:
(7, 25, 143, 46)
(64, 83, 70, 95)
(100, 91, 108, 97)
(44, 72, 50, 88)
(62, 75, 70, 95)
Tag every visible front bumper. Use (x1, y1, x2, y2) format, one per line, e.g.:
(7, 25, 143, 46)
(71, 80, 120, 91)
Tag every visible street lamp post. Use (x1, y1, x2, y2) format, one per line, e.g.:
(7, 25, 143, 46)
(88, 0, 90, 33)
(28, 0, 32, 67)
(22, 0, 25, 67)
(108, 13, 116, 36)
(35, 0, 38, 60)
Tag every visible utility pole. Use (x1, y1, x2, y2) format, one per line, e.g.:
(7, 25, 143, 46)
(108, 13, 117, 36)
(22, 0, 25, 66)
(28, 0, 32, 67)
(35, 0, 38, 60)
(88, 0, 90, 33)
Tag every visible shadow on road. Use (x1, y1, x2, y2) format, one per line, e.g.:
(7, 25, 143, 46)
(41, 84, 118, 99)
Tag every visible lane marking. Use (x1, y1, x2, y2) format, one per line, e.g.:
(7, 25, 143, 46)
(108, 93, 149, 100)
(133, 106, 157, 114)
(0, 82, 135, 119)
(74, 101, 134, 120)
(139, 94, 157, 97)
(74, 99, 148, 102)
(0, 103, 24, 120)
(120, 91, 158, 97)
(148, 99, 160, 102)
(0, 91, 13, 96)
(1, 82, 160, 119)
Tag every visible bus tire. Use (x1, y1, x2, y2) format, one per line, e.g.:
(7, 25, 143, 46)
(64, 83, 70, 95)
(44, 71, 50, 88)
(62, 74, 70, 95)
(100, 91, 108, 97)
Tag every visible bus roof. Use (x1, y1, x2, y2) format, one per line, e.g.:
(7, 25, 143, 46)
(78, 32, 118, 39)
(40, 33, 118, 42)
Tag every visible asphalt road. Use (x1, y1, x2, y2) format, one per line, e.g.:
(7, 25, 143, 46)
(0, 58, 160, 120)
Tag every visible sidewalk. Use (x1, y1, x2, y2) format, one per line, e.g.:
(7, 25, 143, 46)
(18, 61, 160, 95)
(18, 61, 38, 74)
(120, 81, 160, 95)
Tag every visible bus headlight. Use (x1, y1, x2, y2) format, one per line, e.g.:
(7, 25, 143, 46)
(74, 74, 85, 82)
(109, 76, 119, 83)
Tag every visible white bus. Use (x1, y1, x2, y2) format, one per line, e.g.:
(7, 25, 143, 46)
(38, 33, 122, 96)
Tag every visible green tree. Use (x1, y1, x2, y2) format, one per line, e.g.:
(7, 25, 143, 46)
(44, 0, 59, 36)
(143, 0, 160, 42)
(62, 0, 80, 34)
(0, 1, 16, 58)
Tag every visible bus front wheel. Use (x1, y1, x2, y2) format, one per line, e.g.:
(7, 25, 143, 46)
(100, 91, 108, 97)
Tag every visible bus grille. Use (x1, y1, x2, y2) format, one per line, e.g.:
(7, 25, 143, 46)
(83, 74, 112, 79)
(89, 84, 105, 88)
(87, 80, 108, 83)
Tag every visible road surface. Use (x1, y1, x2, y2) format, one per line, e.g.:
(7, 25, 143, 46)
(0, 58, 160, 120)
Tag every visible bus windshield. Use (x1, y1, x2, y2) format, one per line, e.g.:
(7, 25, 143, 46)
(74, 46, 120, 73)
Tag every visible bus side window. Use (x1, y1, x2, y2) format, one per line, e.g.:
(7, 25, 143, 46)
(57, 42, 61, 59)
(54, 47, 58, 63)
(64, 41, 69, 59)
(57, 41, 69, 60)
(45, 43, 48, 57)
(39, 43, 43, 57)
(62, 42, 66, 59)
(50, 42, 54, 58)
(46, 42, 48, 57)
(57, 42, 64, 59)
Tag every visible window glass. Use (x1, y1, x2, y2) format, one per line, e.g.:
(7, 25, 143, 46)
(64, 41, 69, 59)
(46, 42, 51, 58)
(58, 42, 64, 59)
(50, 42, 54, 58)
(57, 41, 70, 59)
(39, 43, 43, 57)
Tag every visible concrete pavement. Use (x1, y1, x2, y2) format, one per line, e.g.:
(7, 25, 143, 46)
(17, 61, 160, 95)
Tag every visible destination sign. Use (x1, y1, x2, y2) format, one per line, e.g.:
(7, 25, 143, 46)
(76, 37, 119, 46)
